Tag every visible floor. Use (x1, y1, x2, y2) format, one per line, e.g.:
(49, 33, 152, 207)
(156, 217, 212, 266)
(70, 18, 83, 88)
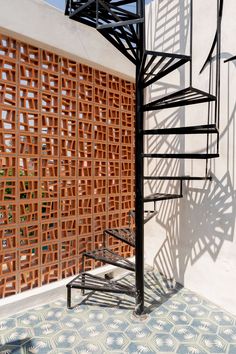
(0, 271, 236, 354)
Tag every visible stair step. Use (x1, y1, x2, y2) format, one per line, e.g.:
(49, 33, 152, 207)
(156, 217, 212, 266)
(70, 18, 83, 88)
(66, 0, 140, 64)
(104, 228, 135, 247)
(84, 248, 135, 271)
(144, 176, 212, 181)
(143, 87, 216, 111)
(143, 51, 190, 88)
(143, 124, 218, 135)
(144, 193, 182, 203)
(143, 153, 219, 159)
(67, 272, 136, 295)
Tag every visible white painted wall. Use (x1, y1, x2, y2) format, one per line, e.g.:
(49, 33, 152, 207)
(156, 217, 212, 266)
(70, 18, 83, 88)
(0, 0, 134, 80)
(144, 0, 236, 315)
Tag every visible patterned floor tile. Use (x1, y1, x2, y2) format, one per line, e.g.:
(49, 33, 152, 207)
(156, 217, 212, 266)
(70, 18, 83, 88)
(104, 332, 128, 351)
(176, 343, 208, 354)
(152, 332, 178, 352)
(0, 271, 236, 354)
(53, 329, 80, 348)
(191, 319, 218, 334)
(74, 341, 103, 354)
(172, 326, 199, 342)
(199, 334, 228, 353)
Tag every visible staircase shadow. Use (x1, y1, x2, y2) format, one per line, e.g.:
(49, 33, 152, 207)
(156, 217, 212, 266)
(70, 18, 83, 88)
(77, 270, 183, 314)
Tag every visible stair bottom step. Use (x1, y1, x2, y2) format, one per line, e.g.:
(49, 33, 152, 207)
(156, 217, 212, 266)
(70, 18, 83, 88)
(67, 273, 136, 295)
(84, 248, 135, 271)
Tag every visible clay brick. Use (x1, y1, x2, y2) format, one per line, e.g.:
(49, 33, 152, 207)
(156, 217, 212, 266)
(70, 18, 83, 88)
(60, 180, 76, 198)
(78, 197, 92, 215)
(94, 122, 106, 141)
(78, 216, 92, 235)
(41, 263, 59, 285)
(0, 156, 16, 178)
(41, 221, 59, 243)
(78, 159, 92, 178)
(20, 87, 38, 111)
(41, 180, 58, 199)
(94, 105, 106, 123)
(61, 96, 76, 117)
(94, 178, 106, 195)
(0, 180, 16, 201)
(78, 121, 93, 140)
(61, 219, 76, 239)
(121, 79, 134, 95)
(19, 111, 39, 133)
(94, 196, 106, 214)
(19, 157, 39, 177)
(42, 92, 58, 114)
(108, 178, 120, 194)
(61, 138, 76, 158)
(94, 142, 106, 159)
(94, 160, 106, 177)
(19, 134, 38, 155)
(78, 140, 93, 159)
(42, 243, 58, 264)
(78, 178, 92, 196)
(42, 50, 59, 72)
(108, 212, 120, 229)
(62, 258, 77, 278)
(42, 114, 58, 135)
(61, 77, 77, 98)
(108, 161, 120, 177)
(0, 132, 16, 154)
(78, 63, 93, 83)
(20, 64, 39, 89)
(78, 83, 93, 102)
(108, 91, 120, 108)
(0, 274, 17, 297)
(41, 158, 58, 178)
(0, 82, 17, 106)
(20, 42, 39, 66)
(20, 269, 39, 292)
(94, 70, 107, 87)
(41, 136, 59, 156)
(121, 178, 132, 193)
(94, 87, 107, 105)
(108, 74, 120, 91)
(61, 198, 76, 218)
(121, 94, 133, 111)
(94, 213, 106, 234)
(0, 58, 17, 82)
(0, 228, 16, 251)
(19, 247, 39, 270)
(108, 108, 120, 126)
(60, 159, 76, 177)
(108, 143, 120, 160)
(78, 101, 93, 120)
(42, 200, 59, 220)
(0, 251, 17, 276)
(61, 118, 76, 138)
(19, 180, 38, 199)
(0, 107, 16, 131)
(19, 224, 39, 247)
(61, 58, 77, 78)
(61, 238, 76, 259)
(122, 144, 132, 160)
(20, 202, 38, 223)
(0, 35, 17, 60)
(0, 203, 17, 225)
(42, 70, 59, 94)
(108, 195, 120, 212)
(121, 111, 133, 128)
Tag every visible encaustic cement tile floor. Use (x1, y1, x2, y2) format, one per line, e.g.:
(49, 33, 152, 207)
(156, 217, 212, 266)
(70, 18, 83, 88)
(0, 271, 236, 354)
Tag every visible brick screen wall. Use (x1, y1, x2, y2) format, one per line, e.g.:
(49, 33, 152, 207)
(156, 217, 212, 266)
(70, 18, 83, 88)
(0, 33, 135, 298)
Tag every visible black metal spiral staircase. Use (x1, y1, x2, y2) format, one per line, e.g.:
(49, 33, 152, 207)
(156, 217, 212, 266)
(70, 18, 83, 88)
(65, 0, 222, 316)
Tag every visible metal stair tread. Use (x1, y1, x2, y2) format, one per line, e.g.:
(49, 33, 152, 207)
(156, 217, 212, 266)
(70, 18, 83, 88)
(144, 193, 183, 202)
(104, 227, 135, 247)
(143, 86, 216, 111)
(84, 248, 135, 271)
(144, 176, 212, 181)
(142, 124, 218, 135)
(142, 153, 219, 159)
(67, 272, 136, 295)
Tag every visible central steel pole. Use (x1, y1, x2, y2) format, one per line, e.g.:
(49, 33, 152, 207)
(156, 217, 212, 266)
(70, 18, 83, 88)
(135, 0, 145, 316)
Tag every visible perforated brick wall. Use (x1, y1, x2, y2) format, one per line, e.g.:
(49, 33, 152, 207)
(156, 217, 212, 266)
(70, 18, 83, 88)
(0, 33, 135, 298)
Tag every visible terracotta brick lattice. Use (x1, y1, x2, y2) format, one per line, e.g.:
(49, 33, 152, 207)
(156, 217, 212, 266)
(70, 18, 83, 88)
(0, 33, 135, 297)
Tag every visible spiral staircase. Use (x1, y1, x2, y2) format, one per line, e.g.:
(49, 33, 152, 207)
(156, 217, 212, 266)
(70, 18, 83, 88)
(65, 0, 222, 315)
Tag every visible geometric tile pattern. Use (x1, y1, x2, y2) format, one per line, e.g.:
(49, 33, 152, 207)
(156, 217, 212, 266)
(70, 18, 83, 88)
(0, 271, 236, 353)
(0, 32, 135, 298)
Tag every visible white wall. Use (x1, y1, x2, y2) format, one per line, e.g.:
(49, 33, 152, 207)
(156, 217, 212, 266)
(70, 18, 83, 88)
(0, 0, 134, 80)
(144, 0, 236, 315)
